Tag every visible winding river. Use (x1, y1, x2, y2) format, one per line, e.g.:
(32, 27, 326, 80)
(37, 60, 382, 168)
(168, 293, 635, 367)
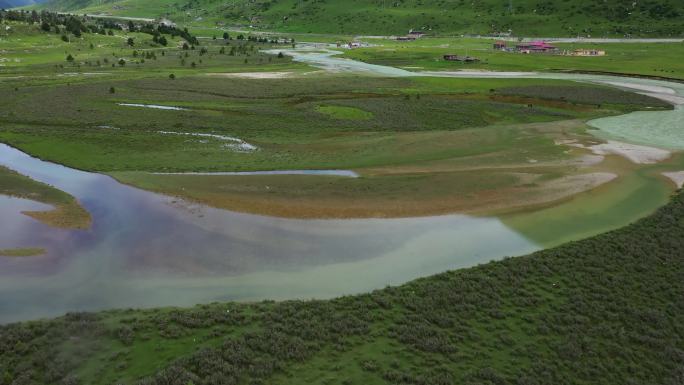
(1, 46, 683, 323)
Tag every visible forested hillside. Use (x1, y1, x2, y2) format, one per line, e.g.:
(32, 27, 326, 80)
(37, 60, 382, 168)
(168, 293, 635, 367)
(29, 0, 684, 36)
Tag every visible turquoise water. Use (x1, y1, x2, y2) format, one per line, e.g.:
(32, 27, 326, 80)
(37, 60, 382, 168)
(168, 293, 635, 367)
(588, 106, 684, 150)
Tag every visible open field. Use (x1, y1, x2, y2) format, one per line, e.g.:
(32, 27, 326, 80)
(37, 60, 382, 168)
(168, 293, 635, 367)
(0, 165, 90, 229)
(1, 189, 682, 384)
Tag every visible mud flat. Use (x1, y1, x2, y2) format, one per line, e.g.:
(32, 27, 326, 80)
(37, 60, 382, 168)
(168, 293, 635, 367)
(157, 131, 257, 152)
(587, 141, 671, 164)
(663, 171, 684, 188)
(207, 72, 295, 79)
(118, 103, 188, 111)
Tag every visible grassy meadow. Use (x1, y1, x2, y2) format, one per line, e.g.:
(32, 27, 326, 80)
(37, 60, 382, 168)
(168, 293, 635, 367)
(0, 16, 678, 218)
(1, 59, 672, 217)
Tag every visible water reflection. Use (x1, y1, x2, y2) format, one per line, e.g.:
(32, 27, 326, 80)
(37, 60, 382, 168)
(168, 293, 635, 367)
(0, 144, 537, 323)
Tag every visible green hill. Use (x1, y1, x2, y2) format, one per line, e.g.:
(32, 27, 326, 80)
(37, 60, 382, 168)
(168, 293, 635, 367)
(30, 0, 684, 37)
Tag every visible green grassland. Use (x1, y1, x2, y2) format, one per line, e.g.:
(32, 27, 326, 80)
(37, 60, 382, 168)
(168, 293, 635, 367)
(0, 18, 675, 219)
(30, 0, 684, 37)
(1, 188, 682, 385)
(344, 37, 684, 80)
(3, 71, 673, 219)
(0, 165, 91, 229)
(0, 73, 666, 172)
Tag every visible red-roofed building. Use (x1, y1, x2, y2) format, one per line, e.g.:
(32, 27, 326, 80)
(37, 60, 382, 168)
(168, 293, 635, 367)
(516, 41, 557, 53)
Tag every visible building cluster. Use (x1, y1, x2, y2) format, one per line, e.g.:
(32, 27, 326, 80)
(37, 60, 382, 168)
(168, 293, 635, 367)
(336, 41, 363, 49)
(493, 40, 606, 56)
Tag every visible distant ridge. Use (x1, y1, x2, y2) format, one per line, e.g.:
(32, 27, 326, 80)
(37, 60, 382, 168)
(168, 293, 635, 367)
(28, 0, 684, 37)
(1, 0, 45, 8)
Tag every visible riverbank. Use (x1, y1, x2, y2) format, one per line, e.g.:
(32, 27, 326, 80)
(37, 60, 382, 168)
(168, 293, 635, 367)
(2, 188, 682, 385)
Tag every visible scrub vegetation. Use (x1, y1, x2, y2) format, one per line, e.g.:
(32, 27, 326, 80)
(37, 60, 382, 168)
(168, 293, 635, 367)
(0, 166, 90, 229)
(1, 189, 682, 384)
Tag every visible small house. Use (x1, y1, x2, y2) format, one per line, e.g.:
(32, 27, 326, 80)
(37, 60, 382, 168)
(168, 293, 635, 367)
(408, 30, 425, 38)
(157, 18, 176, 28)
(571, 49, 606, 56)
(493, 40, 507, 50)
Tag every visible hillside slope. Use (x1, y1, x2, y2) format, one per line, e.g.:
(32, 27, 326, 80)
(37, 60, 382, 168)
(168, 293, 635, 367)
(31, 0, 684, 37)
(0, 0, 44, 9)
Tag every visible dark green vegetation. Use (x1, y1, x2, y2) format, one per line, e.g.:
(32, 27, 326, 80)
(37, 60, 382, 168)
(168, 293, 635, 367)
(2, 188, 683, 384)
(0, 76, 666, 172)
(30, 0, 684, 37)
(0, 166, 90, 229)
(496, 84, 676, 106)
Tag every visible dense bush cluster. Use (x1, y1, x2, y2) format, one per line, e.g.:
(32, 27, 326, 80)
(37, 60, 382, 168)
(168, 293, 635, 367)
(496, 85, 673, 109)
(1, 193, 683, 384)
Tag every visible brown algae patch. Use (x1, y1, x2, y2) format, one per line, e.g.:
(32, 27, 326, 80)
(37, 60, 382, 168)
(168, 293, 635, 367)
(0, 248, 46, 257)
(663, 171, 684, 188)
(22, 201, 91, 230)
(0, 166, 91, 230)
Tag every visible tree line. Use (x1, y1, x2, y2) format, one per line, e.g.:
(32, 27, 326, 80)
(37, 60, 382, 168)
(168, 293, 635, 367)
(0, 10, 198, 46)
